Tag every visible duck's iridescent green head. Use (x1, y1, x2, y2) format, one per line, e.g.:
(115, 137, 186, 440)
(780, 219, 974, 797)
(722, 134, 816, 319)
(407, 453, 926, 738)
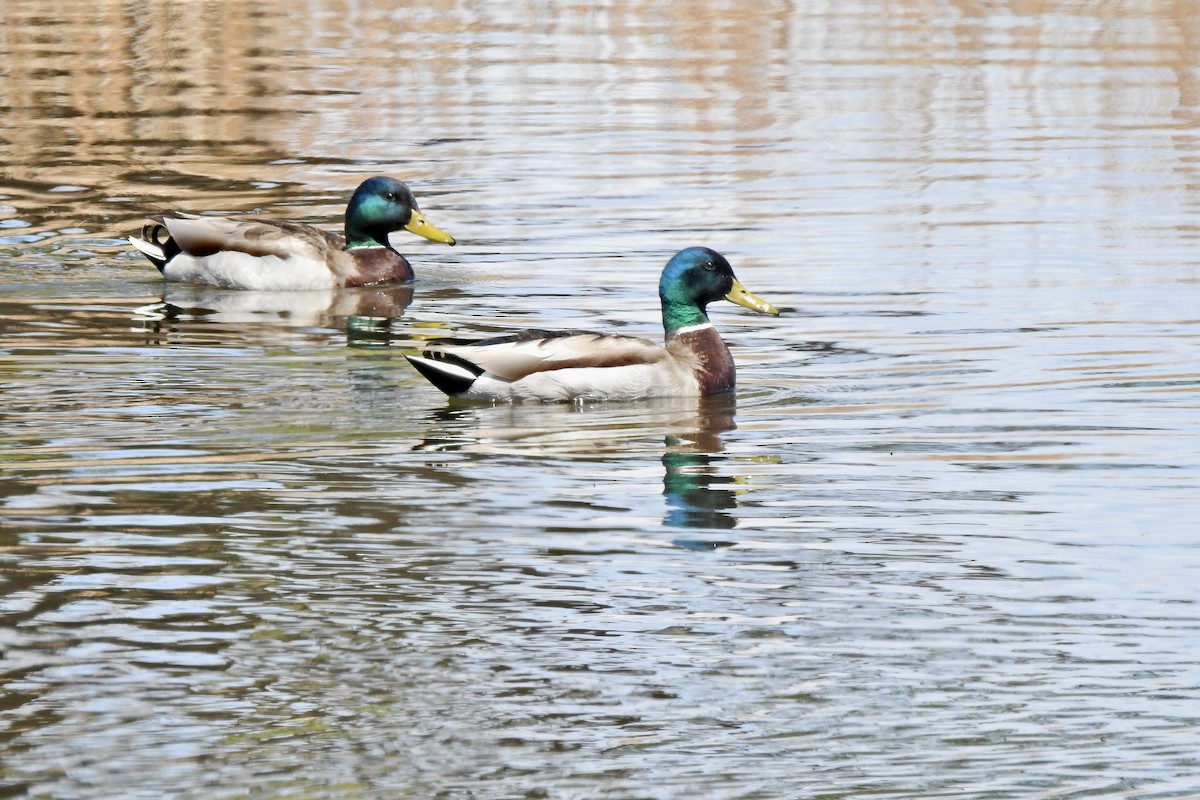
(344, 176, 456, 249)
(659, 246, 779, 333)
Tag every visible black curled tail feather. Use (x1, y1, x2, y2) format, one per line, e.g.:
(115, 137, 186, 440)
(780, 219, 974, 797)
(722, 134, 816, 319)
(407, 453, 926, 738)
(132, 218, 181, 272)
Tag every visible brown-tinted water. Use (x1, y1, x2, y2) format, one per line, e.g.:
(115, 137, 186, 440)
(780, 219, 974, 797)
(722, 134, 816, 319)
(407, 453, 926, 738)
(3, 1, 1199, 798)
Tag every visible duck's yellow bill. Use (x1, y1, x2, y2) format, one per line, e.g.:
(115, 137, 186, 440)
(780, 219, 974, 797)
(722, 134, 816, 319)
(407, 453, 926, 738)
(725, 278, 780, 316)
(405, 212, 457, 246)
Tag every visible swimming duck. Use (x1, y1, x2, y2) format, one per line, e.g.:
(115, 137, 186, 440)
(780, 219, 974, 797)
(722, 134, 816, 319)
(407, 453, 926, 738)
(127, 177, 456, 290)
(406, 246, 779, 402)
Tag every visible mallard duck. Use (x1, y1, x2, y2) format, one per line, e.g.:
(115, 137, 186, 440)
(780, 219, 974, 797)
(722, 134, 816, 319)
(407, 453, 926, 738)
(406, 246, 779, 402)
(127, 177, 456, 290)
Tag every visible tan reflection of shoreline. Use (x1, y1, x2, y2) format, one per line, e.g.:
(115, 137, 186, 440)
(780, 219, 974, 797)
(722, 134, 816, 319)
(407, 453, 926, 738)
(3, 0, 1200, 238)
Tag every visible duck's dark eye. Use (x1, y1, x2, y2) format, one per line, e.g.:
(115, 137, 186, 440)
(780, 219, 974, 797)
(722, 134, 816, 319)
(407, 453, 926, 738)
(702, 261, 716, 271)
(384, 192, 396, 201)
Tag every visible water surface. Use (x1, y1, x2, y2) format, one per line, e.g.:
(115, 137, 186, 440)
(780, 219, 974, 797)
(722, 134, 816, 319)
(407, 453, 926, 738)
(2, 1, 1200, 798)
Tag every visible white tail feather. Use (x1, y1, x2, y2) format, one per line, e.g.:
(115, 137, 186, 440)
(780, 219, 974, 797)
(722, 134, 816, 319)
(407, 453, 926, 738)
(128, 235, 165, 262)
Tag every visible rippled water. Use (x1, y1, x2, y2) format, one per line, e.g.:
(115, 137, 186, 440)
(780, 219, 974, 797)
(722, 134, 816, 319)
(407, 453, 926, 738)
(3, 1, 1200, 798)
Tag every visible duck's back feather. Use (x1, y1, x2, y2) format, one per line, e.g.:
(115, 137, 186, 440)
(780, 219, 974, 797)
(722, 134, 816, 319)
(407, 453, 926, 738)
(161, 215, 340, 261)
(429, 330, 671, 380)
(408, 330, 702, 402)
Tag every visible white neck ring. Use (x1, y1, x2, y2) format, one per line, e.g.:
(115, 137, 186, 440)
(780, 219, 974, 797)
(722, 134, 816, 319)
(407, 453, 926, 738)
(672, 322, 714, 336)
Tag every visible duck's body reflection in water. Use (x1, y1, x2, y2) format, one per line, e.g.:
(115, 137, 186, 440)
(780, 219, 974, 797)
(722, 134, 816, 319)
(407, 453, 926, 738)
(133, 284, 414, 341)
(414, 393, 745, 540)
(661, 394, 741, 538)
